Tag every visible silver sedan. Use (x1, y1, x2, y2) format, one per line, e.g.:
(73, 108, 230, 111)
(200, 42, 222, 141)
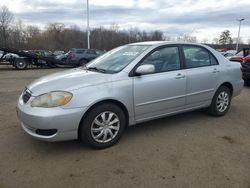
(17, 41, 244, 149)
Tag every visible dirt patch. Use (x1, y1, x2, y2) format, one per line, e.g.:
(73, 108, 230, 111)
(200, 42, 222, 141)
(222, 136, 235, 144)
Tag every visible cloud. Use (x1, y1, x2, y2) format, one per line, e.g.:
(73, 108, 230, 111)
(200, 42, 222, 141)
(0, 0, 249, 42)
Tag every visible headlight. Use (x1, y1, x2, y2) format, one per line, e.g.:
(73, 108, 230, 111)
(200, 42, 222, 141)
(31, 91, 72, 108)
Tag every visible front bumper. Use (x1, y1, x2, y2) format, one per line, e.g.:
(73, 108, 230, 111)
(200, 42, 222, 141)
(17, 95, 86, 142)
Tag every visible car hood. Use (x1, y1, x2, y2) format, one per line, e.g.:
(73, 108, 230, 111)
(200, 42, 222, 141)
(27, 68, 112, 96)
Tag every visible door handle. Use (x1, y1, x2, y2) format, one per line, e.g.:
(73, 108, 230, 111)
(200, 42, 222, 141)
(212, 68, 220, 73)
(175, 73, 185, 79)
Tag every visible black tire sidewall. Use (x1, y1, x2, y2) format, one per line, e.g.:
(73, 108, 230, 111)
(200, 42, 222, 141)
(209, 86, 232, 116)
(79, 59, 87, 66)
(79, 103, 126, 149)
(15, 60, 27, 70)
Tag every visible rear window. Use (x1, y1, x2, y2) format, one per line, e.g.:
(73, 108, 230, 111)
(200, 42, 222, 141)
(86, 50, 96, 54)
(183, 46, 218, 68)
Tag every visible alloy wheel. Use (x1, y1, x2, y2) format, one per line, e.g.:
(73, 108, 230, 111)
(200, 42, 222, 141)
(91, 111, 120, 143)
(216, 91, 229, 113)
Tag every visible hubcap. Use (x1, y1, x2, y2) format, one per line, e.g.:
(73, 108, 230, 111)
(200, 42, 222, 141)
(91, 111, 120, 143)
(216, 91, 229, 112)
(18, 62, 25, 68)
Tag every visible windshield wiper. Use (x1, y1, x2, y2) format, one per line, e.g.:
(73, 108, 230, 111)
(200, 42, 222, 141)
(87, 66, 107, 73)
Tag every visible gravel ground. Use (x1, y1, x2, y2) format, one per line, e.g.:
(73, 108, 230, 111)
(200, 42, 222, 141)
(0, 66, 250, 188)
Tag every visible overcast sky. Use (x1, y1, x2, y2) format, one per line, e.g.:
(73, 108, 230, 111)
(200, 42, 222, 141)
(1, 0, 249, 42)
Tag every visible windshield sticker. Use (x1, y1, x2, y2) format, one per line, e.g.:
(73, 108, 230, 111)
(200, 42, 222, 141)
(122, 52, 139, 56)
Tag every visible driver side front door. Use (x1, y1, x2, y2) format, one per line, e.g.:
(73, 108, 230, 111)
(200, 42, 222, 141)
(133, 46, 187, 122)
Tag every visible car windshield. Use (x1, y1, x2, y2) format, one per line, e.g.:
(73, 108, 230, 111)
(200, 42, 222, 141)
(224, 53, 233, 57)
(86, 45, 149, 73)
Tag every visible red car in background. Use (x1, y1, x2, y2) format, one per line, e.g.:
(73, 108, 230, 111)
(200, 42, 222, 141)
(229, 51, 244, 62)
(242, 55, 250, 86)
(243, 55, 250, 63)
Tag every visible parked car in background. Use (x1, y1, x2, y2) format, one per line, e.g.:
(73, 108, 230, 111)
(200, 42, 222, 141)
(55, 51, 70, 61)
(67, 48, 105, 66)
(243, 55, 250, 63)
(223, 50, 236, 59)
(17, 41, 243, 149)
(242, 55, 250, 85)
(53, 51, 64, 56)
(3, 53, 19, 59)
(229, 51, 244, 62)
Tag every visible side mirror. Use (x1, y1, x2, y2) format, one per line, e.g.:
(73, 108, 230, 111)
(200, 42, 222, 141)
(135, 64, 155, 75)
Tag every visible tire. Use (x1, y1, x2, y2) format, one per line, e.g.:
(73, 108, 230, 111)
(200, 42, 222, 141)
(15, 59, 28, 70)
(208, 86, 232, 116)
(79, 103, 126, 149)
(244, 80, 250, 86)
(78, 59, 88, 66)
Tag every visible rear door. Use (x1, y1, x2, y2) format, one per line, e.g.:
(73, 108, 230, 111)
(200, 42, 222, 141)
(181, 45, 220, 107)
(86, 50, 97, 61)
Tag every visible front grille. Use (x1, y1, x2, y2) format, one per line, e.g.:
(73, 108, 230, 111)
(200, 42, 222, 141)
(22, 89, 31, 103)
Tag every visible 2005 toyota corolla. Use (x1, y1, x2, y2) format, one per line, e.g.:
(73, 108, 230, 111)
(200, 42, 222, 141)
(17, 41, 243, 149)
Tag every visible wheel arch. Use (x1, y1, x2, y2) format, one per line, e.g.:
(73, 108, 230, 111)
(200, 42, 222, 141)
(78, 99, 129, 138)
(219, 82, 233, 95)
(79, 58, 89, 63)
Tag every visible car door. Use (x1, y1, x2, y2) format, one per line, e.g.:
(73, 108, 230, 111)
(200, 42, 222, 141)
(181, 45, 220, 107)
(133, 46, 187, 122)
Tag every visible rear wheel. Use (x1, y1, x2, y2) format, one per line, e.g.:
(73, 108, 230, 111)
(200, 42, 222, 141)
(208, 86, 232, 116)
(79, 103, 126, 149)
(15, 59, 28, 70)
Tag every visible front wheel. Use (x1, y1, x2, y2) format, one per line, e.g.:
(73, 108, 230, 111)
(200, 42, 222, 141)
(79, 103, 126, 149)
(78, 59, 88, 66)
(208, 86, 232, 116)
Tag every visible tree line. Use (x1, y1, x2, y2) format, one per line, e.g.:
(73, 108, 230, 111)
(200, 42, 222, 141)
(0, 5, 249, 52)
(0, 6, 165, 51)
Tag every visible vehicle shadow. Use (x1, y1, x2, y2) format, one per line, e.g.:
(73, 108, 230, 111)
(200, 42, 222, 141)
(27, 109, 209, 153)
(123, 109, 207, 139)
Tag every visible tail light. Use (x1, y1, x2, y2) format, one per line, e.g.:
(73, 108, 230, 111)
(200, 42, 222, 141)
(242, 58, 246, 63)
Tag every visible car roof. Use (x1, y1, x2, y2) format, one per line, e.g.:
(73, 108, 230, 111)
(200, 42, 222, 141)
(72, 48, 87, 50)
(128, 41, 205, 47)
(72, 48, 103, 51)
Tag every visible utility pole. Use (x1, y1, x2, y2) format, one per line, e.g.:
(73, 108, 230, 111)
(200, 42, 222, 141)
(87, 0, 90, 49)
(236, 18, 245, 53)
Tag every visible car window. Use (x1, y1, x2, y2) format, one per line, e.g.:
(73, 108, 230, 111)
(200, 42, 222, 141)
(86, 50, 96, 54)
(76, 50, 85, 54)
(210, 54, 218, 65)
(236, 51, 243, 57)
(183, 46, 211, 68)
(141, 47, 181, 73)
(224, 53, 234, 57)
(95, 50, 104, 55)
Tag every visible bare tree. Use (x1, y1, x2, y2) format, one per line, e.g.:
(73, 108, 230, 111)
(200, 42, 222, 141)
(0, 5, 14, 47)
(219, 30, 233, 45)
